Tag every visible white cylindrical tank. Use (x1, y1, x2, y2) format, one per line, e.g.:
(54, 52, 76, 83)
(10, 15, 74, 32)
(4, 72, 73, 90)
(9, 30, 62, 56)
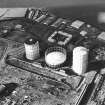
(24, 38, 39, 60)
(45, 46, 67, 68)
(72, 46, 89, 75)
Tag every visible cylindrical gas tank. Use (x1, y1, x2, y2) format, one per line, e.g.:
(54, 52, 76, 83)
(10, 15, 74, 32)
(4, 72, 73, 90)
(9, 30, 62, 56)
(24, 38, 40, 60)
(72, 46, 89, 75)
(45, 46, 67, 68)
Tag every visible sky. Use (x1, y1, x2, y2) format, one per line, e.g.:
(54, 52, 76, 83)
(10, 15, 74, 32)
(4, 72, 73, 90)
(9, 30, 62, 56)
(0, 0, 105, 7)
